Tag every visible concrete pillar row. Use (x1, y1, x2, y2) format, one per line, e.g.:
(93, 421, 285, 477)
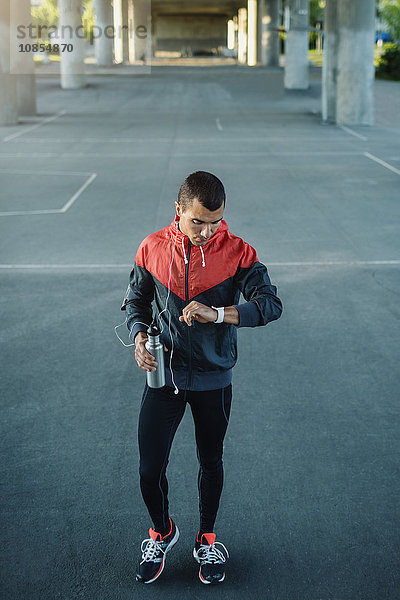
(127, 0, 135, 63)
(59, 0, 86, 89)
(122, 0, 130, 63)
(336, 0, 375, 125)
(94, 0, 113, 67)
(10, 0, 37, 115)
(322, 0, 338, 122)
(113, 0, 123, 63)
(284, 0, 309, 90)
(258, 0, 281, 67)
(247, 0, 258, 66)
(238, 8, 247, 65)
(132, 0, 151, 62)
(227, 19, 235, 50)
(233, 15, 239, 56)
(0, 0, 18, 124)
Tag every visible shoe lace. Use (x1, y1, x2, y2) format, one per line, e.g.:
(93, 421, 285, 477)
(140, 538, 164, 563)
(197, 541, 229, 564)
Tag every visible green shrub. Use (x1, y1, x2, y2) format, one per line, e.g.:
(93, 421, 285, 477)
(376, 43, 400, 80)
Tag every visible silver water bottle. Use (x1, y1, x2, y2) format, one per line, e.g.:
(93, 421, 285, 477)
(145, 323, 165, 388)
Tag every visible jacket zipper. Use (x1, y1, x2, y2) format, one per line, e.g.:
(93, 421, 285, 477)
(185, 241, 192, 301)
(184, 241, 192, 388)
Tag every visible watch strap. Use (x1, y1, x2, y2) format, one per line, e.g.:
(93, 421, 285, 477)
(211, 306, 224, 324)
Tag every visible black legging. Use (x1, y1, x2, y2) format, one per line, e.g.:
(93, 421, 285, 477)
(138, 383, 232, 535)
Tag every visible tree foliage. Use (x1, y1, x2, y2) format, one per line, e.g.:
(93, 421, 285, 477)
(82, 0, 95, 41)
(309, 0, 325, 27)
(308, 0, 325, 49)
(31, 0, 95, 41)
(31, 0, 58, 33)
(379, 0, 400, 40)
(376, 43, 400, 79)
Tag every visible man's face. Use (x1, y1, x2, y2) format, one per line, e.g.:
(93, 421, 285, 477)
(175, 198, 224, 246)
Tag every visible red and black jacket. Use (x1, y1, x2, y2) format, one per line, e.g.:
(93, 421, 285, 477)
(122, 217, 282, 390)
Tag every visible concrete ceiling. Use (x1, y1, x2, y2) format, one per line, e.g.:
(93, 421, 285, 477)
(152, 1, 245, 16)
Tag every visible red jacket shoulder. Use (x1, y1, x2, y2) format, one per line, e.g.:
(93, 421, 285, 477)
(135, 227, 169, 268)
(223, 231, 259, 268)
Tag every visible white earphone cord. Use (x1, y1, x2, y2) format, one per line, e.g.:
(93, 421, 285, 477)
(114, 224, 180, 394)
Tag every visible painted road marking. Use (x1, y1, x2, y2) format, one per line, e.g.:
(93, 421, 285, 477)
(0, 171, 97, 216)
(0, 260, 398, 270)
(339, 125, 368, 141)
(3, 111, 67, 142)
(364, 152, 400, 176)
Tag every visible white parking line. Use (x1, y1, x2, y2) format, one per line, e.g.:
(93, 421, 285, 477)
(0, 168, 93, 176)
(3, 137, 173, 143)
(0, 151, 361, 158)
(216, 117, 223, 131)
(364, 152, 400, 176)
(339, 125, 368, 141)
(60, 173, 97, 213)
(5, 136, 364, 143)
(0, 209, 62, 216)
(0, 260, 398, 270)
(0, 264, 132, 269)
(3, 111, 67, 142)
(0, 153, 57, 158)
(267, 260, 400, 266)
(0, 171, 97, 216)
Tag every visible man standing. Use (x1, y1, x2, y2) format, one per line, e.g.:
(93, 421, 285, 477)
(122, 171, 282, 585)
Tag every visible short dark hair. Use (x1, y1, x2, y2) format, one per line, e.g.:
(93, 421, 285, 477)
(178, 171, 226, 211)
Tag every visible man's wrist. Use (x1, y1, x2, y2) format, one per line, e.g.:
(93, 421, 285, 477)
(134, 331, 147, 345)
(222, 306, 240, 325)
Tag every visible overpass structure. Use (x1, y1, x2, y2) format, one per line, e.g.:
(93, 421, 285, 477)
(1, 0, 376, 126)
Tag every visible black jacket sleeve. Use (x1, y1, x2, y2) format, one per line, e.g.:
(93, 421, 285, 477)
(233, 261, 283, 327)
(121, 262, 154, 342)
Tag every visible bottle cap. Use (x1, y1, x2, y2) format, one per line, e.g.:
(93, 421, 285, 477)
(147, 322, 161, 337)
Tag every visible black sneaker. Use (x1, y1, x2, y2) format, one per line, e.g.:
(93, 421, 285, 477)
(193, 532, 229, 584)
(136, 518, 179, 584)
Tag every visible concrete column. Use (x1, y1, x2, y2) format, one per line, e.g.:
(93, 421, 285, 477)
(248, 0, 258, 66)
(284, 0, 309, 89)
(151, 18, 157, 59)
(0, 0, 18, 124)
(133, 0, 150, 62)
(59, 0, 86, 89)
(16, 75, 36, 117)
(322, 0, 338, 122)
(9, 0, 36, 115)
(238, 8, 247, 65)
(122, 0, 130, 62)
(233, 15, 239, 56)
(113, 0, 123, 63)
(227, 19, 235, 50)
(127, 0, 135, 63)
(336, 0, 375, 125)
(259, 0, 280, 67)
(0, 72, 18, 125)
(94, 0, 113, 66)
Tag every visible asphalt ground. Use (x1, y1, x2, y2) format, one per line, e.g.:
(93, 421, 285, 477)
(1, 65, 399, 600)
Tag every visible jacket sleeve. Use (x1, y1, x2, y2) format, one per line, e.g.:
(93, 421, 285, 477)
(233, 261, 283, 328)
(121, 261, 154, 342)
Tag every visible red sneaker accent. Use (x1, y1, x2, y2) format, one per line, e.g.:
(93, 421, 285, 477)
(149, 518, 173, 541)
(162, 518, 173, 539)
(199, 532, 216, 546)
(149, 528, 162, 541)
